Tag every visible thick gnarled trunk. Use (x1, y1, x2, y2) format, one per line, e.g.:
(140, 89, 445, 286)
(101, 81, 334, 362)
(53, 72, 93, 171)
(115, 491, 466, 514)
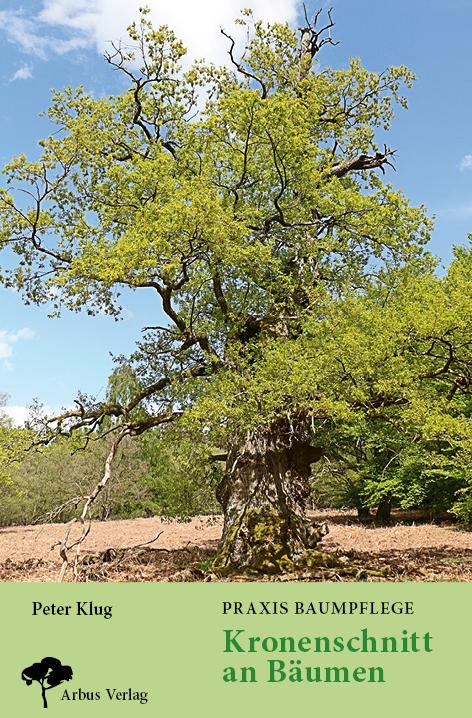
(215, 419, 330, 573)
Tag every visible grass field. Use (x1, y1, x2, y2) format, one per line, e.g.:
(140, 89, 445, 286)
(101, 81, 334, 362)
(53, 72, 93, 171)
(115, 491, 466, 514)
(1, 510, 472, 582)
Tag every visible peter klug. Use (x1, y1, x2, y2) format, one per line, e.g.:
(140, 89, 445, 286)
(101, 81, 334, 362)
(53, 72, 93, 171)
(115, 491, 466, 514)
(32, 601, 113, 619)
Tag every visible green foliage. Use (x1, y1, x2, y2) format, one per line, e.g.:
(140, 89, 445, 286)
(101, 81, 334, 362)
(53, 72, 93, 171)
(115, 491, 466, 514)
(452, 492, 472, 527)
(140, 427, 221, 518)
(0, 396, 31, 485)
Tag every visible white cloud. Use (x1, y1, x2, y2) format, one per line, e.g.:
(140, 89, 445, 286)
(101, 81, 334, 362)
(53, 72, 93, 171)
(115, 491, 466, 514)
(10, 63, 33, 81)
(2, 405, 31, 426)
(1, 403, 62, 426)
(0, 10, 87, 59)
(0, 1, 300, 65)
(460, 154, 472, 172)
(0, 404, 65, 426)
(0, 327, 35, 362)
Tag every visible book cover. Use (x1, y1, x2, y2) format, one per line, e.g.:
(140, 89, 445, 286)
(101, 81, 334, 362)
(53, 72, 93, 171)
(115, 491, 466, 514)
(0, 2, 470, 715)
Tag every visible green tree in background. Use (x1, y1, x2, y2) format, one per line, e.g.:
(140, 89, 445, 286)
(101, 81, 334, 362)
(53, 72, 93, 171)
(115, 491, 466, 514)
(0, 8, 470, 571)
(308, 247, 472, 521)
(0, 395, 30, 485)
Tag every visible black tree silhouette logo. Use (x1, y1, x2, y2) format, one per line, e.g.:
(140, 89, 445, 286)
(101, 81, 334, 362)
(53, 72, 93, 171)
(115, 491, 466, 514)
(21, 657, 73, 708)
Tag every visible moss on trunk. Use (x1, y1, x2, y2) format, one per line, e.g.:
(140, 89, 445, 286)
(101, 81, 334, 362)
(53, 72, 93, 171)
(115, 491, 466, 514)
(214, 420, 330, 574)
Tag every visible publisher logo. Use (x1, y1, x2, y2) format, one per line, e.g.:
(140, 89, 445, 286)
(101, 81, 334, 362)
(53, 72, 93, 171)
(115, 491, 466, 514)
(21, 657, 73, 708)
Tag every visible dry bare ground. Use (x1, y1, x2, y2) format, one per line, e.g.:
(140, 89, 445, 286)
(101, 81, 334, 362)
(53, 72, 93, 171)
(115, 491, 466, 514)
(1, 510, 472, 582)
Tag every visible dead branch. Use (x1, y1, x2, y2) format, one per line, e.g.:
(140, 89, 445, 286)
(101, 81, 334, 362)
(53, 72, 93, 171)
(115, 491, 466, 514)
(327, 146, 396, 178)
(298, 6, 339, 81)
(36, 496, 83, 525)
(98, 530, 165, 565)
(58, 427, 130, 581)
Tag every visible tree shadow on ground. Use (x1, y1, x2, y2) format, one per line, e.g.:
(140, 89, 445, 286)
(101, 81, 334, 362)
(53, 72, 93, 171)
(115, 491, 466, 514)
(310, 509, 456, 528)
(0, 527, 35, 534)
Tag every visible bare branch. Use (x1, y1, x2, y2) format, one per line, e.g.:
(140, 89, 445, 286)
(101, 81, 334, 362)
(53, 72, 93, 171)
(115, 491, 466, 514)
(221, 28, 268, 98)
(58, 427, 130, 580)
(298, 6, 339, 81)
(327, 146, 396, 178)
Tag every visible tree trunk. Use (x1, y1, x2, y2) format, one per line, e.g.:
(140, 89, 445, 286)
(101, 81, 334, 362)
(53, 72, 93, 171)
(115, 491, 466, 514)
(214, 418, 329, 573)
(357, 506, 372, 521)
(376, 497, 392, 523)
(41, 683, 48, 709)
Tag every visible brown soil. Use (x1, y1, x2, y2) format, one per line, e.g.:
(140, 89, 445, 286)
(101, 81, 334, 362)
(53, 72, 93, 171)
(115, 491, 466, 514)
(1, 510, 472, 582)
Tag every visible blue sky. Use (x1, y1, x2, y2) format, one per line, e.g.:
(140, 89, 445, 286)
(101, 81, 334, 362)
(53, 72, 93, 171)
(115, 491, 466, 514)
(0, 0, 471, 422)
